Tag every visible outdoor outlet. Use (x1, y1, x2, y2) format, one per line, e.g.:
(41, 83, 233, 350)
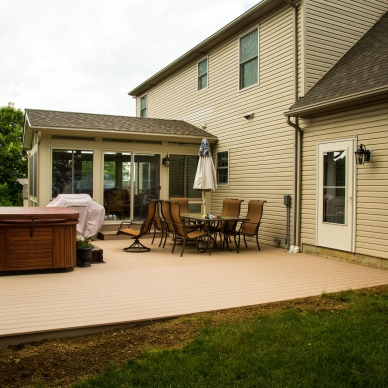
(274, 238, 281, 247)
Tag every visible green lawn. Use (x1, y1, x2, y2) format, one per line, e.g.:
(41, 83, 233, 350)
(72, 289, 388, 388)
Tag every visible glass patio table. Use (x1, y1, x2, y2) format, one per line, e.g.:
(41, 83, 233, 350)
(180, 213, 249, 251)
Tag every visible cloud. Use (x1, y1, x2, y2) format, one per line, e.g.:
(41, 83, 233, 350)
(1, 0, 260, 116)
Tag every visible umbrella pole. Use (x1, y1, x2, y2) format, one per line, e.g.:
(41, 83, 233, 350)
(202, 191, 206, 215)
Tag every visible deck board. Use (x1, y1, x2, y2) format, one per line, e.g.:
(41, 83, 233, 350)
(1, 240, 388, 348)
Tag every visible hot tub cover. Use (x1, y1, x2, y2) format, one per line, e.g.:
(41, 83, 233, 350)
(47, 194, 105, 239)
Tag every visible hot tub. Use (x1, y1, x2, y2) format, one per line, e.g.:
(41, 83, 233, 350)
(0, 207, 79, 272)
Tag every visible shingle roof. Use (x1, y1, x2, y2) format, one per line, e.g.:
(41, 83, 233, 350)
(25, 109, 216, 140)
(287, 11, 388, 117)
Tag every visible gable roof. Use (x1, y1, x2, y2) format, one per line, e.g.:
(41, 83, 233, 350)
(23, 109, 216, 147)
(286, 11, 388, 118)
(128, 0, 286, 97)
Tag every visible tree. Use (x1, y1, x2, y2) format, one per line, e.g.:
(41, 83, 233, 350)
(0, 103, 27, 206)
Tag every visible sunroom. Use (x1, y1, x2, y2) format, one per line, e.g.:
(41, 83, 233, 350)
(23, 109, 217, 222)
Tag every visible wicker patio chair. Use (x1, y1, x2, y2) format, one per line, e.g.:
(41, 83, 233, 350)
(116, 199, 157, 252)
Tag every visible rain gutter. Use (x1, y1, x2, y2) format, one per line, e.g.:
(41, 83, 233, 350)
(285, 85, 388, 118)
(284, 0, 301, 253)
(26, 125, 217, 144)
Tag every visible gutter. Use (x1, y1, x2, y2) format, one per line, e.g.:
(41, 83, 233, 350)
(286, 85, 388, 117)
(27, 125, 217, 143)
(284, 0, 301, 253)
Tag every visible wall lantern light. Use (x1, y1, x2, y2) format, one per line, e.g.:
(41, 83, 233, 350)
(162, 154, 171, 167)
(354, 144, 372, 165)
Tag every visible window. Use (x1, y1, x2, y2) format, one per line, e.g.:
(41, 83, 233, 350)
(239, 28, 258, 89)
(52, 150, 93, 198)
(198, 58, 208, 90)
(216, 151, 229, 185)
(140, 95, 147, 117)
(29, 147, 38, 198)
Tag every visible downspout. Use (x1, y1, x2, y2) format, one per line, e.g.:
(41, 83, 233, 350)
(287, 116, 302, 252)
(284, 0, 301, 252)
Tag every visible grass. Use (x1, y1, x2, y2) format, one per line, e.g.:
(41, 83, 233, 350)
(72, 289, 388, 388)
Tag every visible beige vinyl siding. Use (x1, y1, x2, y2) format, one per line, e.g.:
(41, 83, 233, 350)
(138, 4, 296, 248)
(304, 0, 387, 93)
(300, 102, 388, 260)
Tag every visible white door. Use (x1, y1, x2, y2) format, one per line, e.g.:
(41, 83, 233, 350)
(317, 139, 355, 252)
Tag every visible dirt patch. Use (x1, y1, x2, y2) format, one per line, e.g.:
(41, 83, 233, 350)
(1, 285, 387, 388)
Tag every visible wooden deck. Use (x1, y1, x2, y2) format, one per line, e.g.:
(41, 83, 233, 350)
(1, 238, 388, 349)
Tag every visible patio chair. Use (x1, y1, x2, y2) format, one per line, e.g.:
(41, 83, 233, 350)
(209, 198, 231, 244)
(151, 200, 164, 247)
(170, 197, 197, 226)
(170, 201, 210, 257)
(160, 200, 176, 249)
(116, 200, 157, 252)
(222, 198, 244, 249)
(169, 197, 189, 213)
(234, 199, 266, 253)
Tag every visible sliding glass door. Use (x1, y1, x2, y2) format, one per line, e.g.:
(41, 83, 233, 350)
(103, 152, 160, 221)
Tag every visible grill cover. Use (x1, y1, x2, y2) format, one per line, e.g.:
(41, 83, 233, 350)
(47, 194, 105, 239)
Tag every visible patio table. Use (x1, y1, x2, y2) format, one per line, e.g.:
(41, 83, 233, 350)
(180, 213, 249, 251)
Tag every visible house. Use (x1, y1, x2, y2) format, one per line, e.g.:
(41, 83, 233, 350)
(285, 10, 388, 268)
(23, 0, 388, 267)
(127, 0, 388, 265)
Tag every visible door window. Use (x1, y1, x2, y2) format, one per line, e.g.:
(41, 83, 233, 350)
(323, 150, 346, 224)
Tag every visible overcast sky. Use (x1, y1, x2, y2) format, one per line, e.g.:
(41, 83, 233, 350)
(1, 1, 258, 117)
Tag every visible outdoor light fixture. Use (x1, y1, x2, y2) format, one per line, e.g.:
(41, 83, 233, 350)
(162, 154, 171, 167)
(354, 144, 372, 165)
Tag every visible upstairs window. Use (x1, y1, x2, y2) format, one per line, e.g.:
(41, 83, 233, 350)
(239, 28, 258, 89)
(140, 95, 147, 117)
(216, 151, 229, 185)
(198, 58, 208, 90)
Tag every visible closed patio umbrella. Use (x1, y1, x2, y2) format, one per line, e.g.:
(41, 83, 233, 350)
(193, 138, 217, 214)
